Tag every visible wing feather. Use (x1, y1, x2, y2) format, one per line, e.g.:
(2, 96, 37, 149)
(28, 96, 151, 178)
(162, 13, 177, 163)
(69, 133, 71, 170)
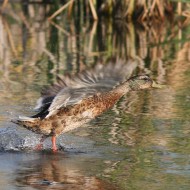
(34, 58, 137, 118)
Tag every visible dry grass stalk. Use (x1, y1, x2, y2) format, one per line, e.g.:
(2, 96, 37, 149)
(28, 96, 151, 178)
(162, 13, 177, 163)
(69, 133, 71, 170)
(88, 0, 98, 20)
(177, 2, 182, 15)
(155, 0, 164, 19)
(19, 12, 31, 31)
(88, 21, 97, 54)
(1, 0, 9, 11)
(136, 0, 166, 21)
(125, 0, 135, 19)
(49, 20, 70, 36)
(67, 0, 74, 18)
(48, 0, 74, 20)
(43, 48, 57, 65)
(48, 0, 98, 21)
(4, 20, 18, 58)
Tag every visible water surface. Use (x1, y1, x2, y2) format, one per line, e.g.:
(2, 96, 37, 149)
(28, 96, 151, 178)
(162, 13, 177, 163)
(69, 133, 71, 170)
(1, 2, 190, 190)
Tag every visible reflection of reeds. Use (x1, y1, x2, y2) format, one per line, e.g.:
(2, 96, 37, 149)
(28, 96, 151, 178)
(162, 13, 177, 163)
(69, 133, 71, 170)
(0, 2, 190, 80)
(48, 0, 74, 20)
(1, 1, 190, 87)
(3, 19, 18, 58)
(2, 1, 190, 22)
(48, 0, 98, 21)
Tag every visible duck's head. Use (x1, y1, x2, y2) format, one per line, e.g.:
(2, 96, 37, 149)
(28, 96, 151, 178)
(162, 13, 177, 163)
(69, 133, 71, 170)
(128, 75, 162, 90)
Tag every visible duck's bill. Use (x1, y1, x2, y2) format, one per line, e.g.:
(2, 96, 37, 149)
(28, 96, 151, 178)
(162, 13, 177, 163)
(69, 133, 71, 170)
(152, 81, 165, 88)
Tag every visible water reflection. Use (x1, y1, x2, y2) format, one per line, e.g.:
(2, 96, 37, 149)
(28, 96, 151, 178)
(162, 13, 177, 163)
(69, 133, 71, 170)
(14, 153, 117, 190)
(1, 1, 190, 190)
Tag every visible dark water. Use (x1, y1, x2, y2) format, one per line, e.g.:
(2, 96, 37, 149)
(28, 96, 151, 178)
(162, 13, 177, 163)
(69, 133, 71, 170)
(1, 2, 190, 190)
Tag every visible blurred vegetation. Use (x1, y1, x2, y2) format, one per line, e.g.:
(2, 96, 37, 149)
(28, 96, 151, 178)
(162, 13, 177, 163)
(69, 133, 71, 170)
(1, 1, 190, 190)
(1, 0, 190, 21)
(0, 0, 190, 100)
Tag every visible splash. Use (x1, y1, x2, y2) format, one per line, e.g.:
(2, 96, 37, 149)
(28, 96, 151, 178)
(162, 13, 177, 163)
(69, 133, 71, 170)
(0, 127, 42, 151)
(0, 127, 95, 152)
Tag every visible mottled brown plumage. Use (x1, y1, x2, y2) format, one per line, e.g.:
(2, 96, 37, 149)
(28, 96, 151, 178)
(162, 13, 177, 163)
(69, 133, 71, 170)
(20, 91, 122, 135)
(12, 61, 161, 151)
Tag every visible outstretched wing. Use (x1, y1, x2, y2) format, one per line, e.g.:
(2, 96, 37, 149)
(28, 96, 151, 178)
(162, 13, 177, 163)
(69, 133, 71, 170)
(34, 58, 136, 118)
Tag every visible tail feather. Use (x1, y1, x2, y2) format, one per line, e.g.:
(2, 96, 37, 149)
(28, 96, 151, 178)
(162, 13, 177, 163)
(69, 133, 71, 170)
(11, 116, 50, 135)
(18, 116, 37, 122)
(11, 116, 39, 126)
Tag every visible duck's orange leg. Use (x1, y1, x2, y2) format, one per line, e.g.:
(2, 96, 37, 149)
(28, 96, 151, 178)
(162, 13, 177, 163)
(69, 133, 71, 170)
(51, 135, 57, 152)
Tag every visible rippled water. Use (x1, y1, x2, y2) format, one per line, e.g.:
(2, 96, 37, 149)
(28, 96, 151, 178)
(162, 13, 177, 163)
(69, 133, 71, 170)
(1, 2, 190, 190)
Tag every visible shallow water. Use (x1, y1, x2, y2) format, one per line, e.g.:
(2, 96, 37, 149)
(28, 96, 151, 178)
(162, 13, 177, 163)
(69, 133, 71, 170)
(1, 2, 190, 190)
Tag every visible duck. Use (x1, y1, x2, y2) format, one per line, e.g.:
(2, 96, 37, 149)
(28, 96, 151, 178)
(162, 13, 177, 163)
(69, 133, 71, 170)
(12, 61, 161, 152)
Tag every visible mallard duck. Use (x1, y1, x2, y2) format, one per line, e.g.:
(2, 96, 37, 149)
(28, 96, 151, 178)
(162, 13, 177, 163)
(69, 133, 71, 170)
(12, 62, 161, 152)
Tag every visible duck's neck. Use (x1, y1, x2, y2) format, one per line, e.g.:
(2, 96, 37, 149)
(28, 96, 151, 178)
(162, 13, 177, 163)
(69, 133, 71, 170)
(111, 81, 131, 95)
